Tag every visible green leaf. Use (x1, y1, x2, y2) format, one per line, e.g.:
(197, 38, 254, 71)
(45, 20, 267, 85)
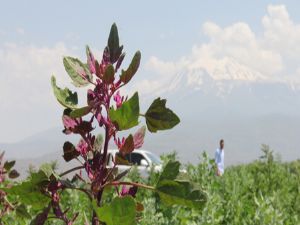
(145, 98, 180, 133)
(120, 51, 141, 84)
(103, 64, 115, 84)
(63, 56, 92, 87)
(16, 204, 31, 219)
(156, 180, 207, 209)
(3, 170, 50, 210)
(155, 160, 207, 209)
(4, 160, 15, 171)
(70, 106, 91, 118)
(108, 23, 123, 63)
(63, 141, 80, 162)
(158, 161, 180, 183)
(39, 163, 59, 179)
(109, 92, 139, 130)
(94, 134, 103, 152)
(93, 196, 137, 225)
(120, 135, 134, 155)
(51, 76, 78, 109)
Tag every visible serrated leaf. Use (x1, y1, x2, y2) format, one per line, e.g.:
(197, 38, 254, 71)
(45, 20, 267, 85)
(103, 64, 115, 84)
(108, 23, 123, 63)
(63, 141, 80, 162)
(155, 160, 207, 209)
(145, 98, 180, 133)
(120, 135, 134, 155)
(70, 106, 91, 118)
(93, 196, 137, 225)
(63, 56, 92, 87)
(51, 76, 78, 109)
(4, 160, 15, 171)
(8, 169, 20, 179)
(158, 161, 180, 183)
(109, 92, 139, 130)
(120, 51, 141, 84)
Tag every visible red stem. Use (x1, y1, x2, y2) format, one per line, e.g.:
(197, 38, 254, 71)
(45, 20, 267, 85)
(104, 181, 155, 191)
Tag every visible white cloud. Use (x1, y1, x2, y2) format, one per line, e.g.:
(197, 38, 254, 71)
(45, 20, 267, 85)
(0, 42, 77, 142)
(138, 4, 300, 96)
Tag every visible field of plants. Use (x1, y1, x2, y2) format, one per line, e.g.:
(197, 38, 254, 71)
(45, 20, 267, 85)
(1, 145, 300, 224)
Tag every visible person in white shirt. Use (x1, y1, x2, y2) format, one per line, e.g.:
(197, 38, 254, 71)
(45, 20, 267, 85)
(215, 139, 225, 176)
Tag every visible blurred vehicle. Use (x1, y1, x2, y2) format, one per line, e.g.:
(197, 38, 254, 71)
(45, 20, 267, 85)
(107, 149, 162, 178)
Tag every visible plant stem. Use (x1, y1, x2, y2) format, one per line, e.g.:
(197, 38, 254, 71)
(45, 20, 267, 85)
(59, 166, 85, 177)
(104, 181, 155, 191)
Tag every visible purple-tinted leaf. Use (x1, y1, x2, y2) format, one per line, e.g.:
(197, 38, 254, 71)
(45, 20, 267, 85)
(87, 89, 96, 106)
(102, 46, 110, 65)
(63, 56, 92, 87)
(62, 109, 80, 134)
(120, 185, 138, 198)
(102, 64, 115, 84)
(115, 52, 125, 73)
(75, 121, 94, 134)
(120, 135, 134, 155)
(86, 45, 96, 74)
(133, 126, 146, 149)
(8, 169, 20, 179)
(76, 139, 89, 156)
(63, 142, 80, 162)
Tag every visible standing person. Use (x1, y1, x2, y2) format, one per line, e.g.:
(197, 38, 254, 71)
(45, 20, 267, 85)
(215, 139, 225, 176)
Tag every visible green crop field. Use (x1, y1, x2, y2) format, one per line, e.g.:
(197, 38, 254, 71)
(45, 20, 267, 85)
(1, 145, 299, 225)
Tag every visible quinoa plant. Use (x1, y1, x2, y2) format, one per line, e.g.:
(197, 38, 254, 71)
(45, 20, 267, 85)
(2, 24, 207, 225)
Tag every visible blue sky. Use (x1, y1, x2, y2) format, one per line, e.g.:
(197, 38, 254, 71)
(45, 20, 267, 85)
(2, 0, 299, 59)
(1, 0, 300, 142)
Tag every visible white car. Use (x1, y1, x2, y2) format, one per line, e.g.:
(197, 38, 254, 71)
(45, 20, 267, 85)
(107, 149, 162, 178)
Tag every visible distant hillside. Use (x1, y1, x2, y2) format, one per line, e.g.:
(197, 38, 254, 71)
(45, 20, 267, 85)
(2, 113, 300, 179)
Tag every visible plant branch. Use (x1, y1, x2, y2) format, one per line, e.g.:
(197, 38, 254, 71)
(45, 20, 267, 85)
(103, 181, 155, 191)
(59, 166, 85, 177)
